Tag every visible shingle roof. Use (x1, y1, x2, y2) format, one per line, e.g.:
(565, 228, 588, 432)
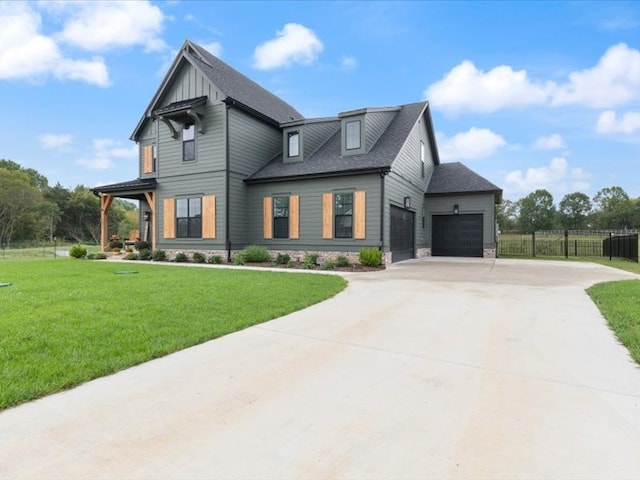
(153, 96, 207, 116)
(92, 178, 157, 195)
(188, 42, 303, 124)
(246, 101, 428, 182)
(426, 162, 502, 198)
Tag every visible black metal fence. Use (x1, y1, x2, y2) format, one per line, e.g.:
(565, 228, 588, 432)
(603, 234, 639, 262)
(498, 230, 639, 262)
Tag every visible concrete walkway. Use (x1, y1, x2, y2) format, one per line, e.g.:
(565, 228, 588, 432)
(1, 258, 639, 479)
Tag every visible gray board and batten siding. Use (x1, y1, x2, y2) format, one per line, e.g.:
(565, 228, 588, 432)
(246, 174, 381, 253)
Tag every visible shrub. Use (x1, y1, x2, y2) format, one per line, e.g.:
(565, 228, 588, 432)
(336, 256, 350, 268)
(242, 245, 271, 263)
(233, 253, 246, 265)
(134, 240, 151, 251)
(208, 255, 223, 264)
(275, 253, 291, 265)
(138, 249, 152, 261)
(87, 252, 107, 260)
(303, 253, 318, 269)
(124, 252, 139, 261)
(108, 239, 123, 250)
(192, 252, 206, 263)
(151, 250, 166, 261)
(287, 260, 295, 268)
(174, 252, 189, 263)
(359, 247, 382, 267)
(321, 260, 336, 270)
(69, 244, 87, 259)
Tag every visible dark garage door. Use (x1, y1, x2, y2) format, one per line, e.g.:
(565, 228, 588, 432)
(390, 206, 415, 262)
(432, 214, 483, 257)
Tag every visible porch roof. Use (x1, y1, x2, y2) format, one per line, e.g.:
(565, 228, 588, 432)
(92, 178, 157, 199)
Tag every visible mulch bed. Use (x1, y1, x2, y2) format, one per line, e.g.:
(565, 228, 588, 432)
(241, 262, 385, 272)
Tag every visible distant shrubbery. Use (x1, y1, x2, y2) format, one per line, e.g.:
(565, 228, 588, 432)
(69, 244, 87, 259)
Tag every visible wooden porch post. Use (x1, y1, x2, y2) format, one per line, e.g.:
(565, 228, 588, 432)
(100, 194, 114, 252)
(144, 191, 156, 251)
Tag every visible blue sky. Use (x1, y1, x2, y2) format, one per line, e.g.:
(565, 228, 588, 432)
(0, 1, 638, 202)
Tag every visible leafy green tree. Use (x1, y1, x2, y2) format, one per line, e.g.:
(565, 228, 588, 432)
(592, 186, 634, 229)
(558, 192, 592, 230)
(0, 168, 44, 245)
(0, 159, 49, 191)
(517, 189, 557, 232)
(496, 199, 519, 231)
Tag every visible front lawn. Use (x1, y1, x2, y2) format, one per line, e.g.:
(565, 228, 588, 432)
(0, 259, 347, 409)
(588, 280, 640, 367)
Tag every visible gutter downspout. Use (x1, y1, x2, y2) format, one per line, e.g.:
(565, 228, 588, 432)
(379, 169, 389, 256)
(225, 102, 231, 262)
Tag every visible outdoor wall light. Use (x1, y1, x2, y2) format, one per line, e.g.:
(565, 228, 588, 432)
(404, 196, 411, 209)
(143, 211, 151, 221)
(453, 204, 459, 215)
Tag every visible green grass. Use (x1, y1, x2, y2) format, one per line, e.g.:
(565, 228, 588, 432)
(0, 259, 347, 409)
(588, 280, 640, 366)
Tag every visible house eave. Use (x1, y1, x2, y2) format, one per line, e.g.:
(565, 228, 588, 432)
(244, 166, 391, 184)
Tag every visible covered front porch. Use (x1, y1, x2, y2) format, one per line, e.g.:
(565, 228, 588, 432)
(92, 178, 157, 253)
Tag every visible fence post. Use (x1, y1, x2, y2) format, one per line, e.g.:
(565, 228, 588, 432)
(564, 230, 569, 259)
(532, 231, 536, 257)
(609, 232, 612, 261)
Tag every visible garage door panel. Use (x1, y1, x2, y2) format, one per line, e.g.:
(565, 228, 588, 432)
(390, 206, 415, 262)
(432, 214, 483, 257)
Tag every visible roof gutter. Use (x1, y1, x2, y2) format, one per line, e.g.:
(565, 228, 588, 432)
(244, 166, 391, 185)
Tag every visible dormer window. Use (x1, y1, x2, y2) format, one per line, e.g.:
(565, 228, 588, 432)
(288, 131, 300, 157)
(183, 124, 195, 161)
(345, 120, 361, 150)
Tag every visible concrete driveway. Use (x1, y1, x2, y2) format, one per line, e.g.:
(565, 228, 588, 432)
(1, 258, 640, 479)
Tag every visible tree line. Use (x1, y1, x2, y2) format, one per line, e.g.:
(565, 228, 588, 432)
(0, 159, 137, 246)
(498, 187, 640, 233)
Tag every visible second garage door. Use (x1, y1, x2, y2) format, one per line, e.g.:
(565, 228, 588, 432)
(432, 214, 483, 257)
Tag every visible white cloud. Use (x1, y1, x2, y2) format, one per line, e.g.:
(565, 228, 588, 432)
(437, 127, 506, 160)
(0, 3, 109, 86)
(533, 134, 566, 150)
(76, 139, 137, 170)
(426, 61, 552, 113)
(39, 133, 74, 151)
(504, 157, 590, 195)
(55, 1, 167, 53)
(596, 110, 640, 134)
(341, 56, 357, 70)
(253, 23, 323, 70)
(425, 43, 640, 113)
(199, 42, 223, 58)
(552, 43, 640, 108)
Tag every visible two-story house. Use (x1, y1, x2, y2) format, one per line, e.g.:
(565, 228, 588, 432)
(94, 40, 502, 263)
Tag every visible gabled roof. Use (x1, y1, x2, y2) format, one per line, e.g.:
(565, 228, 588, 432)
(131, 40, 302, 140)
(246, 101, 431, 183)
(426, 162, 502, 201)
(188, 42, 302, 124)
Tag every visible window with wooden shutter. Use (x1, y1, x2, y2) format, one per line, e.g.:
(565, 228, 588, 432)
(289, 195, 299, 239)
(163, 198, 175, 239)
(322, 193, 333, 239)
(263, 197, 273, 239)
(143, 145, 154, 174)
(354, 191, 366, 239)
(202, 195, 216, 239)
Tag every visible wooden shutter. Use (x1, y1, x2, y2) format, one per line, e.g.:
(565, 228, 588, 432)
(143, 145, 153, 174)
(202, 195, 216, 239)
(289, 195, 299, 239)
(163, 198, 175, 239)
(263, 197, 273, 239)
(322, 193, 333, 239)
(354, 191, 366, 239)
